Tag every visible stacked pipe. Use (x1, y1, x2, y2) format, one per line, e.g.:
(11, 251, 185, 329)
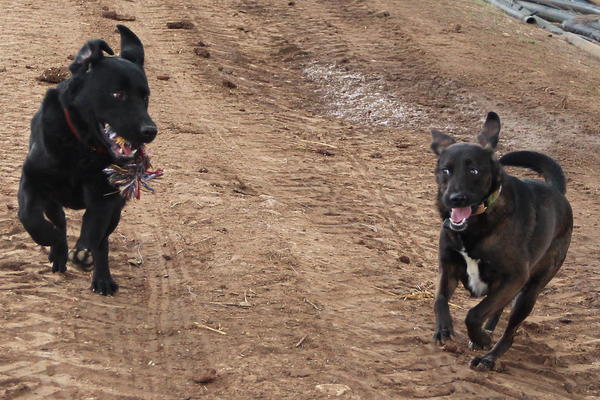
(484, 0, 600, 59)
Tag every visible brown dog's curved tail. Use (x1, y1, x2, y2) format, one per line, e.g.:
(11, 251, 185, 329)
(500, 151, 567, 194)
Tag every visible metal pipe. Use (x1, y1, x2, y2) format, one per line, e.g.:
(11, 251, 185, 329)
(486, 0, 536, 23)
(519, 1, 578, 21)
(525, 0, 600, 14)
(563, 31, 600, 58)
(531, 15, 568, 33)
(562, 18, 600, 40)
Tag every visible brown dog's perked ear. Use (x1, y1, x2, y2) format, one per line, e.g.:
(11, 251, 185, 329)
(431, 129, 456, 156)
(477, 112, 501, 149)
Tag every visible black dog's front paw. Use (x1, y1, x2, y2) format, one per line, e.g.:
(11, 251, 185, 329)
(470, 355, 496, 371)
(433, 326, 454, 345)
(49, 243, 68, 273)
(91, 276, 119, 296)
(68, 248, 94, 272)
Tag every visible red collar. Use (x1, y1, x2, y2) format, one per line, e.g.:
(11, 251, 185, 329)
(63, 108, 82, 141)
(63, 108, 106, 153)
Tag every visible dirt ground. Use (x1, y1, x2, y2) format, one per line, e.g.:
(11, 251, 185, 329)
(1, 0, 599, 399)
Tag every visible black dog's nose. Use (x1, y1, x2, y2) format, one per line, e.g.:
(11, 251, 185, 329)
(140, 124, 157, 142)
(449, 193, 469, 207)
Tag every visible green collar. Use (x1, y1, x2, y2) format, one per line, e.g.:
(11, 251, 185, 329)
(473, 185, 502, 216)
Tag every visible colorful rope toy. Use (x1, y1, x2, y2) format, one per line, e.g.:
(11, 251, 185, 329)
(103, 147, 163, 200)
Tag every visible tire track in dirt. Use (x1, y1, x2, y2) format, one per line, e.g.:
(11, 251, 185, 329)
(1, 0, 599, 398)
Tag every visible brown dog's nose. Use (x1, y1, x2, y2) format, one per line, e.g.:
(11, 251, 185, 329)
(449, 193, 469, 207)
(140, 124, 157, 142)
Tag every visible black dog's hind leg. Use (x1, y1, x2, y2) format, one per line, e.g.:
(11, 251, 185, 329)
(76, 193, 124, 295)
(484, 307, 504, 332)
(18, 179, 68, 272)
(44, 202, 68, 272)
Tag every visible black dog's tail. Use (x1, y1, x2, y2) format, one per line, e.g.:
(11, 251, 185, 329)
(500, 151, 567, 194)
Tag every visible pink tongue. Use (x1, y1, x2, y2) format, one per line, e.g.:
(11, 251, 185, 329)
(451, 207, 472, 223)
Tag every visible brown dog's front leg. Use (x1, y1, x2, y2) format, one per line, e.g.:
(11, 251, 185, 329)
(433, 256, 461, 345)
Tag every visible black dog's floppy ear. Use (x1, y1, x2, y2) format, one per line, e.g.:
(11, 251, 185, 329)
(431, 129, 456, 156)
(69, 39, 114, 74)
(477, 112, 501, 149)
(117, 25, 144, 67)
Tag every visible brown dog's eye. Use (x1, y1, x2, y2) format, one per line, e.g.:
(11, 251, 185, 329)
(112, 91, 126, 100)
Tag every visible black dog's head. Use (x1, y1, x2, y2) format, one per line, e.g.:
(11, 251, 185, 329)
(431, 112, 503, 231)
(60, 25, 156, 161)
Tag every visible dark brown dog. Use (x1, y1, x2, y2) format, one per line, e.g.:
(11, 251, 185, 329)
(431, 112, 572, 370)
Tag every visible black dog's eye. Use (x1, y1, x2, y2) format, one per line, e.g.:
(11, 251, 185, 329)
(441, 168, 451, 176)
(112, 91, 126, 101)
(469, 168, 480, 175)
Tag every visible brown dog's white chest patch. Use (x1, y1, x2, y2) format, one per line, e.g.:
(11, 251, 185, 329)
(459, 248, 488, 297)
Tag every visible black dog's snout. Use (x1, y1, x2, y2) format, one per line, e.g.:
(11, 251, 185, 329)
(449, 193, 469, 207)
(140, 124, 157, 142)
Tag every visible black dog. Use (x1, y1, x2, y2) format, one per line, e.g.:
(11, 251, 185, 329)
(18, 25, 156, 295)
(430, 112, 572, 370)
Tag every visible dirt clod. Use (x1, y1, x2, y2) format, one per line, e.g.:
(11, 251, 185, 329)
(166, 21, 195, 29)
(315, 384, 351, 396)
(442, 343, 464, 354)
(374, 10, 390, 18)
(101, 10, 136, 21)
(193, 368, 217, 384)
(222, 79, 237, 89)
(37, 66, 70, 83)
(316, 149, 335, 156)
(157, 75, 171, 81)
(399, 255, 410, 264)
(194, 48, 210, 58)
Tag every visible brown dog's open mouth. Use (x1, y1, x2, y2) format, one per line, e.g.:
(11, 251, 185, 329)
(101, 123, 139, 159)
(445, 206, 475, 231)
(450, 206, 472, 227)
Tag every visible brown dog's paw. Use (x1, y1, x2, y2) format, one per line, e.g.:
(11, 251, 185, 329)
(468, 331, 492, 350)
(470, 355, 495, 371)
(68, 248, 94, 272)
(433, 327, 454, 346)
(468, 340, 492, 351)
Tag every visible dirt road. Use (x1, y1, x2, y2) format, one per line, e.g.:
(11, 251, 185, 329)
(1, 0, 599, 399)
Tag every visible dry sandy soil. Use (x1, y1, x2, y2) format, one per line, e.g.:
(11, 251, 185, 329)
(1, 0, 599, 399)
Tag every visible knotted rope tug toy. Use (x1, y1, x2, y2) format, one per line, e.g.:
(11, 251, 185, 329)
(103, 147, 163, 200)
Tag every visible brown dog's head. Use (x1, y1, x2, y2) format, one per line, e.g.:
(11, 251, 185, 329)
(431, 112, 504, 231)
